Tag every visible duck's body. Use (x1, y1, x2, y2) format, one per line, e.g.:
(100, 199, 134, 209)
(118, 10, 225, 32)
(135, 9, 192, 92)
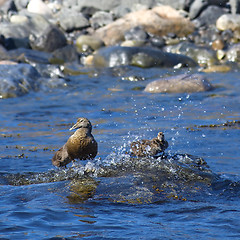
(131, 132, 168, 157)
(66, 127, 98, 160)
(52, 118, 98, 167)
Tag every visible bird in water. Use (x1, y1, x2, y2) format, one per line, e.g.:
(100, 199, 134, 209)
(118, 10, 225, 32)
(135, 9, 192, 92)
(130, 132, 168, 157)
(52, 117, 98, 167)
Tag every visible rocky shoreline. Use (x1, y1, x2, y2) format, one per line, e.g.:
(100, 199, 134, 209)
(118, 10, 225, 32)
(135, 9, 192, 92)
(0, 0, 240, 98)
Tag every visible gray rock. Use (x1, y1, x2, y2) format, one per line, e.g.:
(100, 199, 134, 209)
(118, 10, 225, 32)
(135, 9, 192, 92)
(90, 11, 113, 29)
(196, 5, 227, 27)
(29, 25, 67, 52)
(189, 0, 228, 19)
(8, 48, 51, 64)
(0, 63, 41, 98)
(56, 8, 89, 31)
(144, 73, 214, 93)
(91, 46, 197, 68)
(50, 45, 79, 64)
(14, 0, 29, 10)
(0, 12, 51, 39)
(0, 0, 17, 13)
(124, 26, 148, 42)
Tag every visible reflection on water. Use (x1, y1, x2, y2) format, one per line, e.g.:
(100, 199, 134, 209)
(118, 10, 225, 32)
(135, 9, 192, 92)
(0, 67, 240, 238)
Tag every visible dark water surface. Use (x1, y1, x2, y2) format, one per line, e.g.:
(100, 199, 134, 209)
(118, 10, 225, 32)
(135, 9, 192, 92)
(0, 66, 240, 239)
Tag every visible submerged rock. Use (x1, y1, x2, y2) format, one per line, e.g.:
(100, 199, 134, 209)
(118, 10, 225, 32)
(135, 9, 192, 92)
(90, 46, 197, 68)
(144, 73, 214, 93)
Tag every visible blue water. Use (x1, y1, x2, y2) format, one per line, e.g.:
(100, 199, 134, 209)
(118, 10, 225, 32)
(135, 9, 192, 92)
(0, 66, 240, 239)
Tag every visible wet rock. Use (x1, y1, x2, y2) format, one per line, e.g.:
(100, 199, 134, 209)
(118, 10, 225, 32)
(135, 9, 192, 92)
(0, 63, 41, 98)
(29, 25, 67, 52)
(8, 48, 51, 64)
(202, 64, 231, 72)
(49, 45, 79, 64)
(144, 73, 214, 93)
(75, 35, 104, 52)
(90, 46, 197, 68)
(90, 11, 113, 29)
(94, 6, 194, 45)
(56, 8, 89, 32)
(164, 42, 218, 67)
(216, 14, 240, 31)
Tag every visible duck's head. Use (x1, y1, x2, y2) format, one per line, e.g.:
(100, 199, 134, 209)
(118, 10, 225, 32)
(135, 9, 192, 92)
(157, 132, 165, 141)
(69, 117, 92, 131)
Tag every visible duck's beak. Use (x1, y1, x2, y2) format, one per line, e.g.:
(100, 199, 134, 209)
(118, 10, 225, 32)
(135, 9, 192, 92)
(69, 123, 78, 131)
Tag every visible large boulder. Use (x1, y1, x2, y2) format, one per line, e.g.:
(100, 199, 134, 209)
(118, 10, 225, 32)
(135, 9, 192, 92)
(144, 73, 214, 93)
(94, 5, 195, 45)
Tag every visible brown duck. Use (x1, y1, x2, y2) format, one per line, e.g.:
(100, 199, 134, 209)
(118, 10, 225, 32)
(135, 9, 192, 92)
(52, 117, 98, 167)
(130, 132, 168, 157)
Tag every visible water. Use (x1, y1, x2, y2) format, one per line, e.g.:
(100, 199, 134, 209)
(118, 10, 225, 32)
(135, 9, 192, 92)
(0, 66, 240, 239)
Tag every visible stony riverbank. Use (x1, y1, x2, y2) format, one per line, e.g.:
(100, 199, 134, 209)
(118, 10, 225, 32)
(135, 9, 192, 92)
(1, 0, 240, 98)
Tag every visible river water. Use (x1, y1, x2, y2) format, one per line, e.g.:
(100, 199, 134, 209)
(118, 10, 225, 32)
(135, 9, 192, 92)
(0, 66, 240, 239)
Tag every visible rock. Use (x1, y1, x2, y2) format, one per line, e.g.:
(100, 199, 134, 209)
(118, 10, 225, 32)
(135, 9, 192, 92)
(0, 0, 17, 13)
(124, 26, 148, 42)
(0, 12, 51, 39)
(211, 39, 225, 50)
(189, 0, 228, 19)
(90, 11, 113, 29)
(0, 63, 41, 98)
(56, 8, 89, 32)
(94, 5, 194, 45)
(202, 65, 231, 72)
(144, 73, 214, 93)
(49, 45, 79, 64)
(75, 35, 104, 52)
(27, 0, 52, 16)
(14, 0, 29, 10)
(226, 43, 240, 62)
(121, 40, 145, 47)
(164, 42, 217, 67)
(29, 25, 67, 52)
(216, 14, 240, 31)
(195, 6, 227, 27)
(189, 0, 209, 19)
(8, 48, 51, 64)
(90, 46, 197, 68)
(10, 14, 28, 24)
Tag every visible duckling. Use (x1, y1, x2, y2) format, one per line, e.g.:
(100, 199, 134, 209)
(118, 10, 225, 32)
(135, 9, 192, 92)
(52, 117, 98, 167)
(130, 132, 168, 157)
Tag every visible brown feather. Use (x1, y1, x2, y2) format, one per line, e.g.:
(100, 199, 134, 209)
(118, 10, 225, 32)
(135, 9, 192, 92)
(52, 118, 98, 167)
(130, 132, 168, 157)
